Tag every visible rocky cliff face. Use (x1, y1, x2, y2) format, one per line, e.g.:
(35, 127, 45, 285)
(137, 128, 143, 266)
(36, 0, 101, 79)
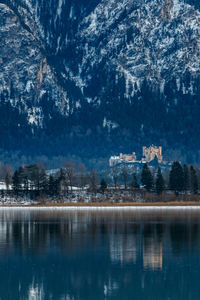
(1, 0, 200, 163)
(0, 3, 69, 126)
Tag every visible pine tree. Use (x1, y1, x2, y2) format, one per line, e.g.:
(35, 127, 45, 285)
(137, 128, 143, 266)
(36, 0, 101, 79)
(23, 175, 29, 195)
(169, 162, 184, 194)
(141, 163, 153, 192)
(100, 179, 107, 194)
(18, 166, 25, 189)
(121, 165, 129, 189)
(183, 164, 190, 192)
(131, 173, 139, 189)
(28, 164, 47, 195)
(39, 169, 48, 194)
(190, 166, 198, 194)
(58, 168, 67, 195)
(5, 173, 11, 192)
(89, 169, 99, 194)
(59, 168, 66, 182)
(48, 175, 57, 196)
(12, 171, 20, 196)
(28, 164, 39, 191)
(155, 167, 165, 195)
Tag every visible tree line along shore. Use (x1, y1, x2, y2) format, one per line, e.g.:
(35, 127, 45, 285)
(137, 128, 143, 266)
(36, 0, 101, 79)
(0, 161, 199, 204)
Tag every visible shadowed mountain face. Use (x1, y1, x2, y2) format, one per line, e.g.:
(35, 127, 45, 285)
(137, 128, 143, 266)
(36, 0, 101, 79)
(1, 0, 200, 164)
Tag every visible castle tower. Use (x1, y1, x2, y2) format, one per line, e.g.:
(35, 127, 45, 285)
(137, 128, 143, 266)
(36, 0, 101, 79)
(142, 145, 163, 163)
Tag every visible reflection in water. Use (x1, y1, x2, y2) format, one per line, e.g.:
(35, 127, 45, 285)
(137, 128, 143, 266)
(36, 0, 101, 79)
(28, 284, 44, 300)
(143, 237, 163, 271)
(109, 232, 137, 264)
(143, 225, 163, 270)
(0, 209, 199, 299)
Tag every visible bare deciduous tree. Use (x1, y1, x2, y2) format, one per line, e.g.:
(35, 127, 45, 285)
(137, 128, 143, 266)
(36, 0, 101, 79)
(78, 163, 87, 190)
(64, 162, 75, 192)
(0, 164, 13, 181)
(121, 165, 129, 190)
(111, 165, 119, 189)
(58, 168, 68, 196)
(89, 169, 99, 194)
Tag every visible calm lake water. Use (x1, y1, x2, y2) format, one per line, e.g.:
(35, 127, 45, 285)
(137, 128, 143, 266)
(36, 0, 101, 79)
(0, 208, 200, 299)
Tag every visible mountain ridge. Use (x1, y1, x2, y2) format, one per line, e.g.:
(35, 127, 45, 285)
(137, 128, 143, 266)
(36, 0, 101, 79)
(1, 0, 200, 165)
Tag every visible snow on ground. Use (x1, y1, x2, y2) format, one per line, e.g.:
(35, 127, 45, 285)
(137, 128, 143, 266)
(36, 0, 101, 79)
(0, 182, 7, 190)
(0, 206, 199, 210)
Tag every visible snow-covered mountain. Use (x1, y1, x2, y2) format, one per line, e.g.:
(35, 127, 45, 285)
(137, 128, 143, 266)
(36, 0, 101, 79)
(1, 0, 200, 162)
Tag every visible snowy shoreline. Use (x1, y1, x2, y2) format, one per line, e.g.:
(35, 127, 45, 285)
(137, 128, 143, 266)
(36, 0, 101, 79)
(0, 205, 200, 210)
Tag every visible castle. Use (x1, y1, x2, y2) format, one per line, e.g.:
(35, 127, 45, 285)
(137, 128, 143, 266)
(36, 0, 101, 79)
(142, 145, 162, 163)
(109, 145, 163, 167)
(120, 152, 137, 162)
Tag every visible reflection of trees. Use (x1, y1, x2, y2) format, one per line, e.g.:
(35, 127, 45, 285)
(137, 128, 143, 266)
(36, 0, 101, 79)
(109, 224, 138, 264)
(170, 223, 200, 255)
(0, 210, 199, 299)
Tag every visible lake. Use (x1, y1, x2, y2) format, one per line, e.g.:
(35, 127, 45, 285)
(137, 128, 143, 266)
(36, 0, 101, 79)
(0, 208, 199, 299)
